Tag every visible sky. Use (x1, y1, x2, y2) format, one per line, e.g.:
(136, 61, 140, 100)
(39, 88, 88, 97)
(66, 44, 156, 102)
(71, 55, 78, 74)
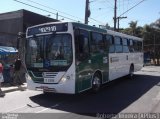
(0, 0, 160, 28)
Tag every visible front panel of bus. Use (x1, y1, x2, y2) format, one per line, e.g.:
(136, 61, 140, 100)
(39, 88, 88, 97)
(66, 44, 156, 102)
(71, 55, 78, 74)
(25, 23, 76, 94)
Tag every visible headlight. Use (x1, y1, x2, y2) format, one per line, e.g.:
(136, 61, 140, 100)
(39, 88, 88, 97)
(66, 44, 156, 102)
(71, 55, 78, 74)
(60, 75, 72, 83)
(60, 77, 67, 83)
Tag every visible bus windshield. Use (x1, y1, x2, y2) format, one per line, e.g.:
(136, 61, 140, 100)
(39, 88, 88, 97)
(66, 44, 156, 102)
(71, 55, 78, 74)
(26, 34, 72, 71)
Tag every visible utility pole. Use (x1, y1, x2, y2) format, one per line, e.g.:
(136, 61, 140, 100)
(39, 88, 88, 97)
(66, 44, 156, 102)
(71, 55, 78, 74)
(117, 16, 127, 31)
(113, 0, 117, 31)
(56, 12, 58, 20)
(154, 33, 156, 65)
(85, 0, 90, 24)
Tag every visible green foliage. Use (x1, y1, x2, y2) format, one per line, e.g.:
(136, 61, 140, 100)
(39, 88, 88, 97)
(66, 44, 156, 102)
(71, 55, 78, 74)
(121, 21, 141, 37)
(121, 19, 160, 57)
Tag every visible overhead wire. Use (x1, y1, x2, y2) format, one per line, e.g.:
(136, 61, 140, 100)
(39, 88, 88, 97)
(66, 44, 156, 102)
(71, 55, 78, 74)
(13, 0, 106, 25)
(13, 0, 147, 27)
(89, 0, 114, 25)
(13, 0, 80, 22)
(104, 0, 114, 9)
(118, 0, 147, 17)
(89, 17, 106, 25)
(90, 0, 99, 3)
(24, 0, 84, 21)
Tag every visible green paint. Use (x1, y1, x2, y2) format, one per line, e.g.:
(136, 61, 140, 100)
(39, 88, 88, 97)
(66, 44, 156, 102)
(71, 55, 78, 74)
(28, 71, 44, 83)
(75, 51, 109, 93)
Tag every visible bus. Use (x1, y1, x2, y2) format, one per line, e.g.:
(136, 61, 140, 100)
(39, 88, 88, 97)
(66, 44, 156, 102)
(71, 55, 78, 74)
(25, 22, 143, 94)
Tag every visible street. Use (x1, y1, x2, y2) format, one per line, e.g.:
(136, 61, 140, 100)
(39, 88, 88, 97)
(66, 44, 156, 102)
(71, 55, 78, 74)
(0, 68, 160, 119)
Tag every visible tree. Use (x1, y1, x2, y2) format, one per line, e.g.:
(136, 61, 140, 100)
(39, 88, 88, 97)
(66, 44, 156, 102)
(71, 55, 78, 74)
(129, 21, 138, 35)
(151, 18, 160, 29)
(135, 26, 143, 37)
(121, 28, 132, 35)
(142, 20, 160, 65)
(121, 21, 140, 37)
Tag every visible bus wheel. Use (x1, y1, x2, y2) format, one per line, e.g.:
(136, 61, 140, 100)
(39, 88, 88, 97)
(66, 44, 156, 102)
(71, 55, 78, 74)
(92, 74, 101, 93)
(129, 65, 134, 80)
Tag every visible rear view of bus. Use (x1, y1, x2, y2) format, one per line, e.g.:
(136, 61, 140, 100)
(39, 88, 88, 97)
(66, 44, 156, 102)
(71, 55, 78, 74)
(26, 22, 76, 94)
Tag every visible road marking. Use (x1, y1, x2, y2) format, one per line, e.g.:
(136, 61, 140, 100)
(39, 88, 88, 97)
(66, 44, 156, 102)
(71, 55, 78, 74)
(35, 104, 59, 113)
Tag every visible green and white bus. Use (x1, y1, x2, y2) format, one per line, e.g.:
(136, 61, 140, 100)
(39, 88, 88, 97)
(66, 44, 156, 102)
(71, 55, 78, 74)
(25, 22, 143, 94)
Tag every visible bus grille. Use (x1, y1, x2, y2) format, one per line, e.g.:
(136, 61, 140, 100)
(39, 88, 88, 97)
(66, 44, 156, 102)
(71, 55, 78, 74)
(29, 71, 60, 84)
(43, 72, 57, 78)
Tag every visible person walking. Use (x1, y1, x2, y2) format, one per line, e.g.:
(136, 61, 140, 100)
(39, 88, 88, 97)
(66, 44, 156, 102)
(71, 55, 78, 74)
(14, 56, 25, 91)
(9, 64, 15, 86)
(0, 62, 5, 97)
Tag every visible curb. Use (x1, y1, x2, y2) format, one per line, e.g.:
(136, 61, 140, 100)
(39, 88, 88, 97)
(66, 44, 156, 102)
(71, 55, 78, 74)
(141, 66, 160, 72)
(2, 85, 27, 93)
(141, 70, 160, 73)
(3, 87, 27, 93)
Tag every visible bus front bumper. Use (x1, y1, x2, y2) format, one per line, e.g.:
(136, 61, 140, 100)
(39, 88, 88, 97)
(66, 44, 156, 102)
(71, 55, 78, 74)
(27, 78, 75, 94)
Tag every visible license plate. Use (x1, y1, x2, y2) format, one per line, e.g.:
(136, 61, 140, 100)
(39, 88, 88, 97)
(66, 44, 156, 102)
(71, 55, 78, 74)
(44, 78, 54, 83)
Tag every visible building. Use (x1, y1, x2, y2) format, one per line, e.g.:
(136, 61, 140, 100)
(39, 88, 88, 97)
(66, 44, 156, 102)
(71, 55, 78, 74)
(0, 9, 58, 47)
(0, 9, 58, 61)
(0, 9, 59, 82)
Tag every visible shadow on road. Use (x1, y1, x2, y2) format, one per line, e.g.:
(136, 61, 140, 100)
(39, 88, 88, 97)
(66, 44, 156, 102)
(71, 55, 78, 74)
(29, 74, 160, 118)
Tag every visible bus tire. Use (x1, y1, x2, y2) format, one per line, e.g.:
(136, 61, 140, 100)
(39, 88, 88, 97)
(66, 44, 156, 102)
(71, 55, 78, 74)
(128, 65, 134, 80)
(92, 73, 101, 93)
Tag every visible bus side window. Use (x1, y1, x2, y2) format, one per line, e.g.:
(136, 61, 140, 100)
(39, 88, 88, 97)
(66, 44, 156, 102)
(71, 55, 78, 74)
(122, 38, 129, 53)
(115, 36, 123, 53)
(133, 40, 138, 52)
(105, 34, 115, 53)
(129, 39, 134, 53)
(75, 29, 89, 61)
(91, 32, 104, 53)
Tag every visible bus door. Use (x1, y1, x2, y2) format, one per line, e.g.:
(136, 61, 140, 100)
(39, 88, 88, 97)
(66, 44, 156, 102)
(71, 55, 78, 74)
(75, 29, 92, 92)
(90, 32, 109, 83)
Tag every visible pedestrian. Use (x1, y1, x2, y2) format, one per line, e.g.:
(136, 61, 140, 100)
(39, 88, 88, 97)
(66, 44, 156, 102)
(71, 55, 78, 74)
(9, 64, 15, 86)
(13, 56, 26, 91)
(0, 62, 5, 97)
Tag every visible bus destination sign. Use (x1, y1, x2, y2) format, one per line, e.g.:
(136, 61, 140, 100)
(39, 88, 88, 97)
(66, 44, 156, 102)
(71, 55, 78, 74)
(39, 26, 57, 33)
(27, 23, 68, 36)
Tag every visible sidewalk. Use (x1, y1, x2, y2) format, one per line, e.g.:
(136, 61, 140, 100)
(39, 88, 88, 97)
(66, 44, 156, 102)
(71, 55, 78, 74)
(1, 83, 27, 93)
(141, 66, 160, 72)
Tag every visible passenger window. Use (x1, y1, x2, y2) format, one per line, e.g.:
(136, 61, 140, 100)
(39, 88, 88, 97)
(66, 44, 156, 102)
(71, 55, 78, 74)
(91, 32, 104, 53)
(129, 39, 134, 53)
(75, 29, 89, 61)
(133, 40, 138, 52)
(123, 38, 129, 53)
(115, 36, 122, 53)
(105, 34, 115, 53)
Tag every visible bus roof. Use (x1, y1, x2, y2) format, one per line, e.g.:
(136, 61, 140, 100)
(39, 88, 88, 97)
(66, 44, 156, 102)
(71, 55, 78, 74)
(107, 29, 142, 41)
(26, 21, 142, 41)
(72, 22, 107, 33)
(72, 22, 142, 41)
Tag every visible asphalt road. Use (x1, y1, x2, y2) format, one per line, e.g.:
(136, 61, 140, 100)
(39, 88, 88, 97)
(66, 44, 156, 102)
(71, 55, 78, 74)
(0, 69, 160, 119)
